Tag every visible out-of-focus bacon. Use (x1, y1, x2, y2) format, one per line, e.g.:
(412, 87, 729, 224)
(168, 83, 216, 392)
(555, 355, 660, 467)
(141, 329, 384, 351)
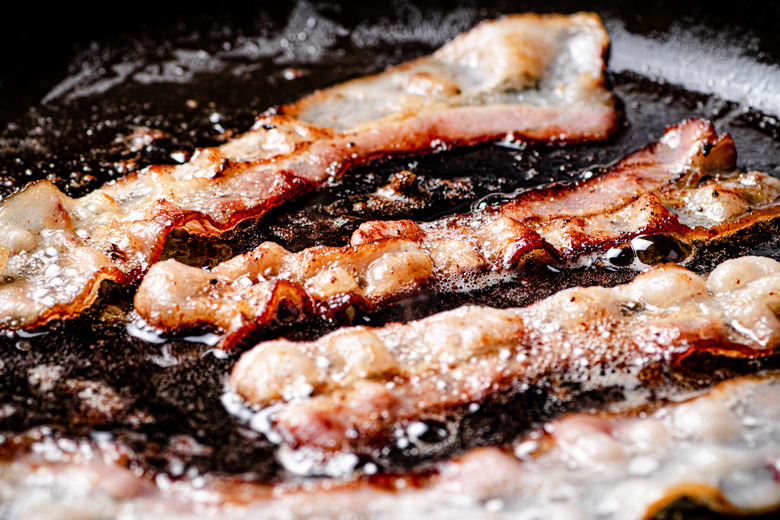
(135, 118, 780, 348)
(228, 256, 780, 460)
(0, 13, 617, 330)
(5, 375, 780, 520)
(430, 376, 780, 520)
(3, 375, 780, 519)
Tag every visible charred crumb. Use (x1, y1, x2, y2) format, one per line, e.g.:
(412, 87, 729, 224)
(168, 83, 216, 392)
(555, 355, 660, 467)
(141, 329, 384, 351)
(688, 219, 780, 273)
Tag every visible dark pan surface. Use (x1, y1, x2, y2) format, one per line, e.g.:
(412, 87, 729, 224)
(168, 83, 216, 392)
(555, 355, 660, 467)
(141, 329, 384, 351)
(1, 1, 779, 518)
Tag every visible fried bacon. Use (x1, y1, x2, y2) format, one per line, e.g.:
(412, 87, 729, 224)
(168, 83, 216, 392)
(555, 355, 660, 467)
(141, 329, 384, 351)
(135, 118, 780, 348)
(5, 375, 780, 520)
(228, 256, 780, 460)
(431, 376, 780, 519)
(0, 13, 617, 329)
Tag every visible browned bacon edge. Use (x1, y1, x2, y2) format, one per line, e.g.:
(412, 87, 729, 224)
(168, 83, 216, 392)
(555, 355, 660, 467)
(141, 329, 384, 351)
(227, 256, 780, 467)
(0, 13, 617, 331)
(135, 118, 780, 349)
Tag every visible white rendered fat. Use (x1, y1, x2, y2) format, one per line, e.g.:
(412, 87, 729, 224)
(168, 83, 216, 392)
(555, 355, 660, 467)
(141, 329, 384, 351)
(3, 375, 780, 519)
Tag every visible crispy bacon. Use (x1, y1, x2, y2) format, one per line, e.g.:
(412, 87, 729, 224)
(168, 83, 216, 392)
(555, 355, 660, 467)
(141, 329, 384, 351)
(135, 118, 780, 348)
(228, 256, 780, 460)
(0, 13, 616, 329)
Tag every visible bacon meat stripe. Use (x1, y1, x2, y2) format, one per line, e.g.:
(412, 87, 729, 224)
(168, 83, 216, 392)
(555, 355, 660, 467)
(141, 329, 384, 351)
(0, 13, 616, 330)
(228, 256, 780, 462)
(135, 118, 780, 348)
(4, 375, 780, 520)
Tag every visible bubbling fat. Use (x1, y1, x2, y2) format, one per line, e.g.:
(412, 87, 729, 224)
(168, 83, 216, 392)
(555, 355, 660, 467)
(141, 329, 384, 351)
(228, 256, 780, 462)
(0, 12, 618, 330)
(3, 375, 780, 520)
(136, 118, 780, 349)
(428, 375, 780, 520)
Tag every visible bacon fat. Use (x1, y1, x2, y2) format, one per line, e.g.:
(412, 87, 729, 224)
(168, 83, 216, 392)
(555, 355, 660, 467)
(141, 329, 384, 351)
(135, 118, 780, 348)
(0, 13, 616, 329)
(229, 256, 780, 460)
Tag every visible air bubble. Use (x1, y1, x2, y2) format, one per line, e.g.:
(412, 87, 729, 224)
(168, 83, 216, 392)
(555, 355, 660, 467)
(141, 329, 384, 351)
(604, 243, 634, 267)
(631, 235, 692, 265)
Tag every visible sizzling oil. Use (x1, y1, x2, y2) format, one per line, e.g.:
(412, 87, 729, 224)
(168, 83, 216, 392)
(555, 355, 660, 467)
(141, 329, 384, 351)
(0, 3, 779, 520)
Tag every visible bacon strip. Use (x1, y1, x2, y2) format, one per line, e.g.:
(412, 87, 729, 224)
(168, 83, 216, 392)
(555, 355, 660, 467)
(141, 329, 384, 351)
(432, 376, 780, 520)
(228, 256, 780, 460)
(4, 373, 780, 520)
(135, 118, 780, 348)
(0, 13, 616, 329)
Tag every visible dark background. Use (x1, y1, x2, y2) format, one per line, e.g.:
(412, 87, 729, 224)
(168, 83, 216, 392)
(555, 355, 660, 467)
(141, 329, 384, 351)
(2, 0, 779, 126)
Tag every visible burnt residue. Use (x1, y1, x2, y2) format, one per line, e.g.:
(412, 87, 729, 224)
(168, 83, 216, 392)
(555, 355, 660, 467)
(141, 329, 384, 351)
(1, 4, 780, 515)
(0, 289, 280, 479)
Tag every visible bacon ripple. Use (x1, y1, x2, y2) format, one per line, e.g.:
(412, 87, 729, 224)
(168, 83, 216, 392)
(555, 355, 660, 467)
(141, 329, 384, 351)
(0, 13, 617, 329)
(228, 256, 780, 463)
(135, 118, 780, 348)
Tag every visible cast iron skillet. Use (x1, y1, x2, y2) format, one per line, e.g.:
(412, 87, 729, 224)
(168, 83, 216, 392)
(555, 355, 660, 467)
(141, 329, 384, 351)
(1, 1, 780, 518)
